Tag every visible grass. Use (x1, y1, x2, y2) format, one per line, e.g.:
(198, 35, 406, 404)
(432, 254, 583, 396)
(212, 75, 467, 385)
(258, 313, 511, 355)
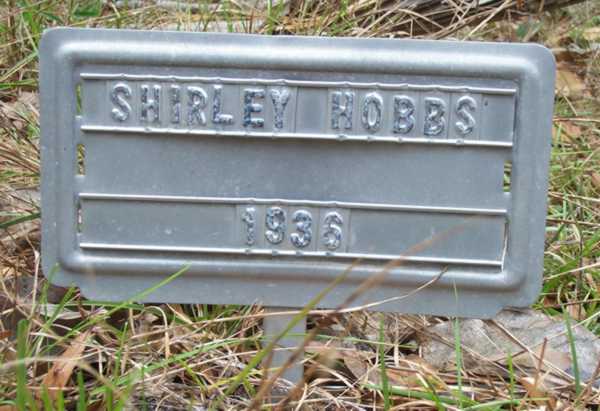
(1, 0, 600, 409)
(16, 319, 29, 410)
(378, 315, 391, 411)
(564, 310, 581, 397)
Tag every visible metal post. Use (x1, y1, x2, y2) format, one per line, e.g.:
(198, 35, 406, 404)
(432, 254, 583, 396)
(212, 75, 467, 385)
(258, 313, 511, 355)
(263, 307, 306, 389)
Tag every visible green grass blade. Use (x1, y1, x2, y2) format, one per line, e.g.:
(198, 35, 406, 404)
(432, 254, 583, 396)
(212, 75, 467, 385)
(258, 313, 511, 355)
(462, 399, 530, 410)
(45, 264, 190, 355)
(453, 316, 464, 405)
(104, 383, 113, 411)
(41, 385, 54, 411)
(0, 211, 40, 229)
(90, 336, 246, 397)
(77, 370, 86, 411)
(378, 315, 391, 411)
(365, 383, 460, 407)
(16, 319, 29, 411)
(564, 311, 581, 396)
(507, 351, 515, 402)
(55, 390, 65, 411)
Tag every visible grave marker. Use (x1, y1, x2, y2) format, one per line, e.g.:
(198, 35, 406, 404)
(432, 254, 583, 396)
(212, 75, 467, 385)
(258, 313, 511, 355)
(40, 27, 555, 383)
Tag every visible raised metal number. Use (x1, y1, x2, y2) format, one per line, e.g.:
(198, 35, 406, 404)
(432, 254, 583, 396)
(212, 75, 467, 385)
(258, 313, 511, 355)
(322, 212, 343, 251)
(265, 207, 286, 244)
(241, 207, 256, 246)
(290, 210, 312, 248)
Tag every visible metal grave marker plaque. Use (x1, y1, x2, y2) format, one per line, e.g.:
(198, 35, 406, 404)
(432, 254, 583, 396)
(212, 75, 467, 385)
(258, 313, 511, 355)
(40, 28, 555, 318)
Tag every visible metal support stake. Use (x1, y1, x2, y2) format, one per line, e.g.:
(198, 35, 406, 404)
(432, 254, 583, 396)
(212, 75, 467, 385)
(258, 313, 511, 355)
(263, 307, 306, 391)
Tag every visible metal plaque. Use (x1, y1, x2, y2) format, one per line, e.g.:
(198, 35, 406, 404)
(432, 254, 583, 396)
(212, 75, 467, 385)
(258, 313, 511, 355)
(40, 28, 555, 317)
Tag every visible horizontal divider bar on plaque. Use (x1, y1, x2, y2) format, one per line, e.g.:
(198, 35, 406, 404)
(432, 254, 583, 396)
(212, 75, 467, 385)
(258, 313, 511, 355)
(78, 193, 508, 216)
(80, 73, 516, 95)
(77, 242, 504, 267)
(80, 125, 514, 148)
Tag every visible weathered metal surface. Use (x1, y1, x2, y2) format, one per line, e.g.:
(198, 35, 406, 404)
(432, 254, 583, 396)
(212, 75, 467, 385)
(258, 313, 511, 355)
(40, 28, 555, 317)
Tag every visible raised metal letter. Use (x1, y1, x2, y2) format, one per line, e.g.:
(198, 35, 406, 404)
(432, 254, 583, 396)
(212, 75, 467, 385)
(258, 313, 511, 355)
(212, 85, 234, 125)
(110, 83, 132, 122)
(361, 92, 383, 132)
(170, 85, 181, 124)
(140, 84, 161, 124)
(424, 97, 445, 136)
(243, 88, 265, 128)
(187, 86, 208, 126)
(269, 88, 291, 130)
(455, 95, 477, 135)
(331, 91, 354, 130)
(393, 95, 415, 134)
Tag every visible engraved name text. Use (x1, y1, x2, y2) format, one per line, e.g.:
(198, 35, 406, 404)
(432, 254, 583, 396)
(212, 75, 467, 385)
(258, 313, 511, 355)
(107, 81, 481, 137)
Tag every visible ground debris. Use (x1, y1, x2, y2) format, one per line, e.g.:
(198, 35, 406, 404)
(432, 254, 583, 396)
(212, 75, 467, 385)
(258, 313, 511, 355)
(41, 330, 91, 402)
(340, 311, 427, 346)
(0, 91, 38, 133)
(583, 27, 600, 43)
(419, 309, 600, 386)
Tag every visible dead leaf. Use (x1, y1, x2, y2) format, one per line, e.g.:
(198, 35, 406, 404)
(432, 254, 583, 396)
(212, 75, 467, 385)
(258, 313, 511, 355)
(513, 345, 572, 372)
(0, 406, 17, 411)
(41, 329, 91, 401)
(551, 47, 573, 63)
(341, 311, 419, 345)
(521, 376, 557, 409)
(547, 28, 571, 48)
(553, 121, 582, 144)
(305, 340, 343, 357)
(583, 27, 600, 42)
(0, 91, 39, 132)
(542, 295, 557, 309)
(343, 351, 373, 382)
(556, 68, 586, 98)
(343, 351, 437, 389)
(344, 352, 385, 386)
(306, 340, 344, 371)
(585, 273, 598, 292)
(566, 304, 586, 322)
(168, 304, 193, 324)
(557, 121, 581, 140)
(420, 309, 600, 384)
(591, 172, 600, 192)
(386, 355, 440, 389)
